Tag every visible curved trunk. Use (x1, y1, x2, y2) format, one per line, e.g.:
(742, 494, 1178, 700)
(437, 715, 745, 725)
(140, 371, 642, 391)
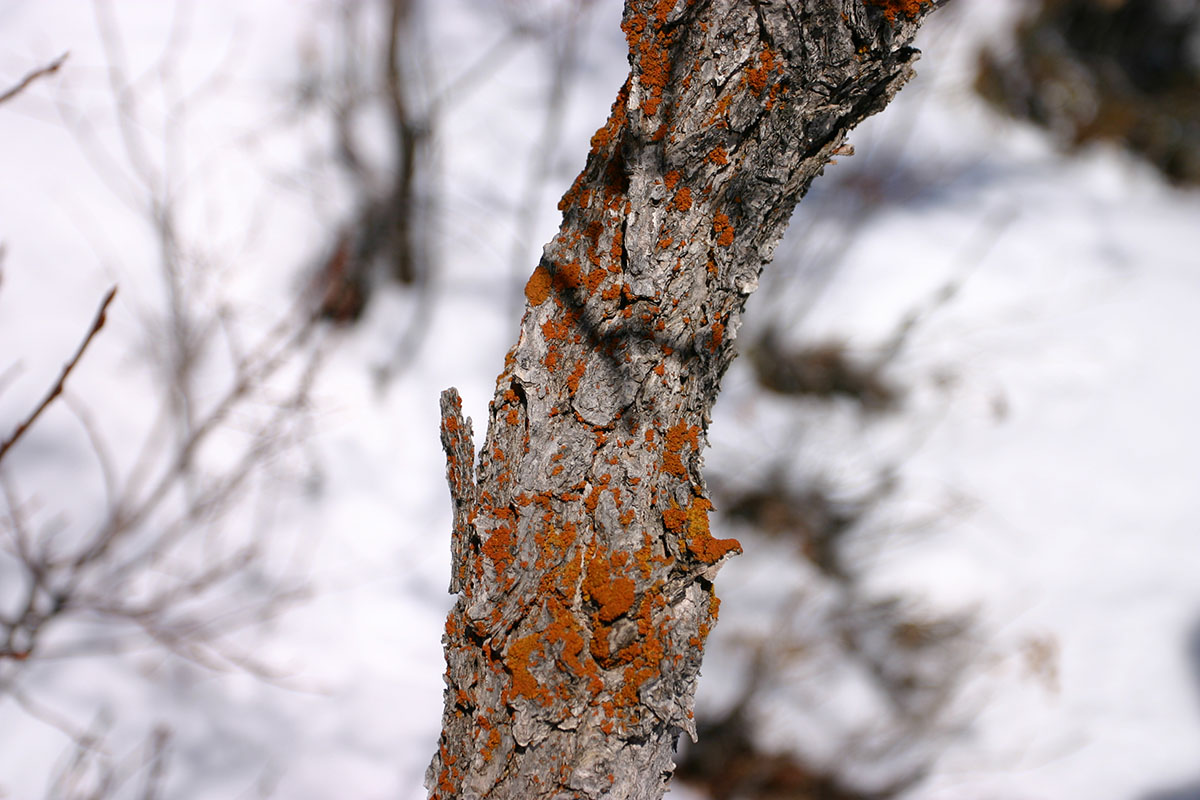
(428, 1, 940, 797)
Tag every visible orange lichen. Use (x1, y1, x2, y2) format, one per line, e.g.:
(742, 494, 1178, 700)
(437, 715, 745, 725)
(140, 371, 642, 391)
(525, 264, 552, 306)
(609, 229, 625, 273)
(622, 4, 674, 117)
(584, 220, 604, 245)
(662, 451, 685, 477)
(864, 0, 932, 22)
(709, 320, 725, 352)
(665, 419, 699, 452)
(707, 146, 729, 165)
(585, 552, 636, 623)
(506, 633, 543, 700)
(544, 597, 592, 679)
(542, 316, 569, 341)
(664, 497, 742, 565)
(483, 726, 501, 762)
(584, 486, 603, 513)
(566, 359, 587, 394)
(661, 419, 699, 477)
(746, 44, 778, 96)
(707, 93, 733, 127)
(552, 260, 584, 293)
(481, 520, 516, 573)
(613, 591, 669, 707)
(662, 505, 687, 533)
(558, 174, 585, 212)
(588, 78, 631, 154)
(671, 186, 693, 212)
(713, 212, 735, 246)
(767, 80, 789, 111)
(663, 169, 682, 190)
(686, 497, 741, 564)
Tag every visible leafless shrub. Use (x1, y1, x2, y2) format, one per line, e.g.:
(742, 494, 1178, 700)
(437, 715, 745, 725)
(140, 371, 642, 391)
(0, 5, 330, 796)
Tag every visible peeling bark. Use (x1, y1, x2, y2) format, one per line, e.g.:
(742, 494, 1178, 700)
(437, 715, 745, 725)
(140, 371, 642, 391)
(427, 1, 941, 798)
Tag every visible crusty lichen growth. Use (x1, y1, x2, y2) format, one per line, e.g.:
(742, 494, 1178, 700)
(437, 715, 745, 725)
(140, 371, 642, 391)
(428, 1, 938, 798)
(864, 0, 934, 22)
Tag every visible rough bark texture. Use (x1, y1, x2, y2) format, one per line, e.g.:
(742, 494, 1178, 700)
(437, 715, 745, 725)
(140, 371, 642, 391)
(428, 1, 939, 798)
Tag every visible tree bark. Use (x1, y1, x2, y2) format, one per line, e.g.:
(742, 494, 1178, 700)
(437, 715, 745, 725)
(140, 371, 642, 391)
(428, 1, 941, 797)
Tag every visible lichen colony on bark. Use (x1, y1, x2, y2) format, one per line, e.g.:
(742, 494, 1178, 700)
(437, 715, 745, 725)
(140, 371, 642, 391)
(428, 1, 939, 798)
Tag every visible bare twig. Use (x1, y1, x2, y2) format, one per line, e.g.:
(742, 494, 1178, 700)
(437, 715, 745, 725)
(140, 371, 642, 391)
(0, 53, 68, 106)
(12, 685, 107, 755)
(61, 394, 121, 522)
(0, 286, 117, 464)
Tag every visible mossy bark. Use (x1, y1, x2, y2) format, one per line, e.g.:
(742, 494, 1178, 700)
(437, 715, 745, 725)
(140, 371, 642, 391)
(428, 1, 940, 797)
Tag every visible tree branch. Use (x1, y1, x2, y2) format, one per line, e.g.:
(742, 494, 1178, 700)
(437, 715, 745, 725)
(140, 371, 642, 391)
(427, 2, 942, 798)
(0, 53, 68, 106)
(0, 286, 116, 464)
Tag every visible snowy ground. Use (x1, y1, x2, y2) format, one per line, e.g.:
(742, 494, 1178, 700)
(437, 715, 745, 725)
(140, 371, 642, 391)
(2, 1, 1199, 798)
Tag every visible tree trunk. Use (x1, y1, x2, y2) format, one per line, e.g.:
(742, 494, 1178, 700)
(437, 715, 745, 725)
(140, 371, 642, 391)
(428, 1, 941, 797)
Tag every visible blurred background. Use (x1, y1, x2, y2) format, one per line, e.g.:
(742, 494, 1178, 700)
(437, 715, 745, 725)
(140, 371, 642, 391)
(1, 0, 1198, 798)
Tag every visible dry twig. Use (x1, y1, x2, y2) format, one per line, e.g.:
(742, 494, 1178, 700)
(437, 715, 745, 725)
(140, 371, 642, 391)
(0, 53, 68, 106)
(0, 286, 116, 464)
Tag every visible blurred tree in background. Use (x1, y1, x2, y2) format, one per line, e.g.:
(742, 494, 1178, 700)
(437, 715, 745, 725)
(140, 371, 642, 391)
(977, 0, 1200, 184)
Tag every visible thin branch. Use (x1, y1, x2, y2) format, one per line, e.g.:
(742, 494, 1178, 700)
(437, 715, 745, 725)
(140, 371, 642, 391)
(100, 306, 318, 551)
(0, 53, 68, 106)
(63, 393, 121, 516)
(11, 685, 107, 753)
(0, 286, 117, 464)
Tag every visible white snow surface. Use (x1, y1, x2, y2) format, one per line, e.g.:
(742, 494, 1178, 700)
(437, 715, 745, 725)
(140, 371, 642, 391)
(1, 1, 1198, 798)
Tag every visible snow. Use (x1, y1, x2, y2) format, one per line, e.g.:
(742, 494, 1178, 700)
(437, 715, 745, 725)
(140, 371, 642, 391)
(2, 1, 1199, 798)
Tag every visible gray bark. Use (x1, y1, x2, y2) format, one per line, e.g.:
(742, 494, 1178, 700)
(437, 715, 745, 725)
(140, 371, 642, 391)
(428, 1, 941, 798)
